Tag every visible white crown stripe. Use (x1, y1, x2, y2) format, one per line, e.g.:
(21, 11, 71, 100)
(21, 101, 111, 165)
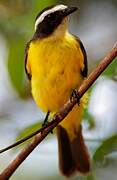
(35, 5, 67, 31)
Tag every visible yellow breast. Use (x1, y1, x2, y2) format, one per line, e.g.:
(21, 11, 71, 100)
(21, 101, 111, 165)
(27, 32, 84, 112)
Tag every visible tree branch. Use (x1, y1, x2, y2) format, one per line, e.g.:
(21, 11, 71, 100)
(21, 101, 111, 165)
(0, 42, 117, 180)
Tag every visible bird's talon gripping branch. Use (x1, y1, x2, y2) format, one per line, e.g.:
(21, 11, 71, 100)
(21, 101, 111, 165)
(71, 89, 80, 106)
(42, 121, 48, 128)
(42, 111, 50, 127)
(42, 111, 53, 134)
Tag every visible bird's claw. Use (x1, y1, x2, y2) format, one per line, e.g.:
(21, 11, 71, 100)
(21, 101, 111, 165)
(71, 89, 80, 106)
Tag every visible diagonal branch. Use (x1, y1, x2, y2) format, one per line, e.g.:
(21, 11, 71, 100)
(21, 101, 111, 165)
(0, 42, 117, 180)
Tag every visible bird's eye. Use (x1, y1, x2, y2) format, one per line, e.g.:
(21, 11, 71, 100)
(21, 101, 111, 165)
(47, 14, 51, 18)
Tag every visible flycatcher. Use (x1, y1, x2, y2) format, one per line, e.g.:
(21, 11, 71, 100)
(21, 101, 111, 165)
(25, 4, 90, 177)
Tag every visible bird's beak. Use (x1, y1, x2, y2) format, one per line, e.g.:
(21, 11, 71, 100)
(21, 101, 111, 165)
(63, 6, 78, 17)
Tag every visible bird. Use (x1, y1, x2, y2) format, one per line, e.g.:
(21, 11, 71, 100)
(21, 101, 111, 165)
(25, 4, 90, 177)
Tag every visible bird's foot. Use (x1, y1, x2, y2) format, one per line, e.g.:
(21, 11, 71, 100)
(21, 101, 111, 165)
(42, 111, 53, 134)
(42, 121, 49, 128)
(42, 111, 50, 127)
(71, 89, 80, 106)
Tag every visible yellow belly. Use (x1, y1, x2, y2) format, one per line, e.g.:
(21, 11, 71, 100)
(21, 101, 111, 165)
(27, 33, 84, 112)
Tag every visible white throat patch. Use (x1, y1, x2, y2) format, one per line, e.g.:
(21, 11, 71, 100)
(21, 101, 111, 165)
(35, 4, 67, 31)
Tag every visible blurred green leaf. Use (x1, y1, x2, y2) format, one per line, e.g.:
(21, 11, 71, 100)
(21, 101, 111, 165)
(16, 122, 42, 141)
(93, 134, 117, 167)
(86, 173, 95, 180)
(76, 172, 95, 180)
(102, 58, 117, 77)
(83, 107, 95, 129)
(15, 120, 56, 149)
(8, 37, 26, 96)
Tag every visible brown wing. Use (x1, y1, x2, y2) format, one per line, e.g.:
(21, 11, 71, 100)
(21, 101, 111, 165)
(74, 36, 88, 77)
(25, 40, 32, 80)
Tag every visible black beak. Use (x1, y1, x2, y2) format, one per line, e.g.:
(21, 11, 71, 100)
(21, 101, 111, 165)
(63, 6, 78, 16)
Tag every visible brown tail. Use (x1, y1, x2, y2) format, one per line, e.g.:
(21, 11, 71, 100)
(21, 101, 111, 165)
(57, 125, 90, 177)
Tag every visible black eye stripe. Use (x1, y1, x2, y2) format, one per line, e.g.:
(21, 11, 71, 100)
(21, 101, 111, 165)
(47, 14, 51, 18)
(45, 11, 63, 18)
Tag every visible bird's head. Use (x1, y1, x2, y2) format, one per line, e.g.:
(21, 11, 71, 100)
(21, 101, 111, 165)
(33, 4, 77, 39)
